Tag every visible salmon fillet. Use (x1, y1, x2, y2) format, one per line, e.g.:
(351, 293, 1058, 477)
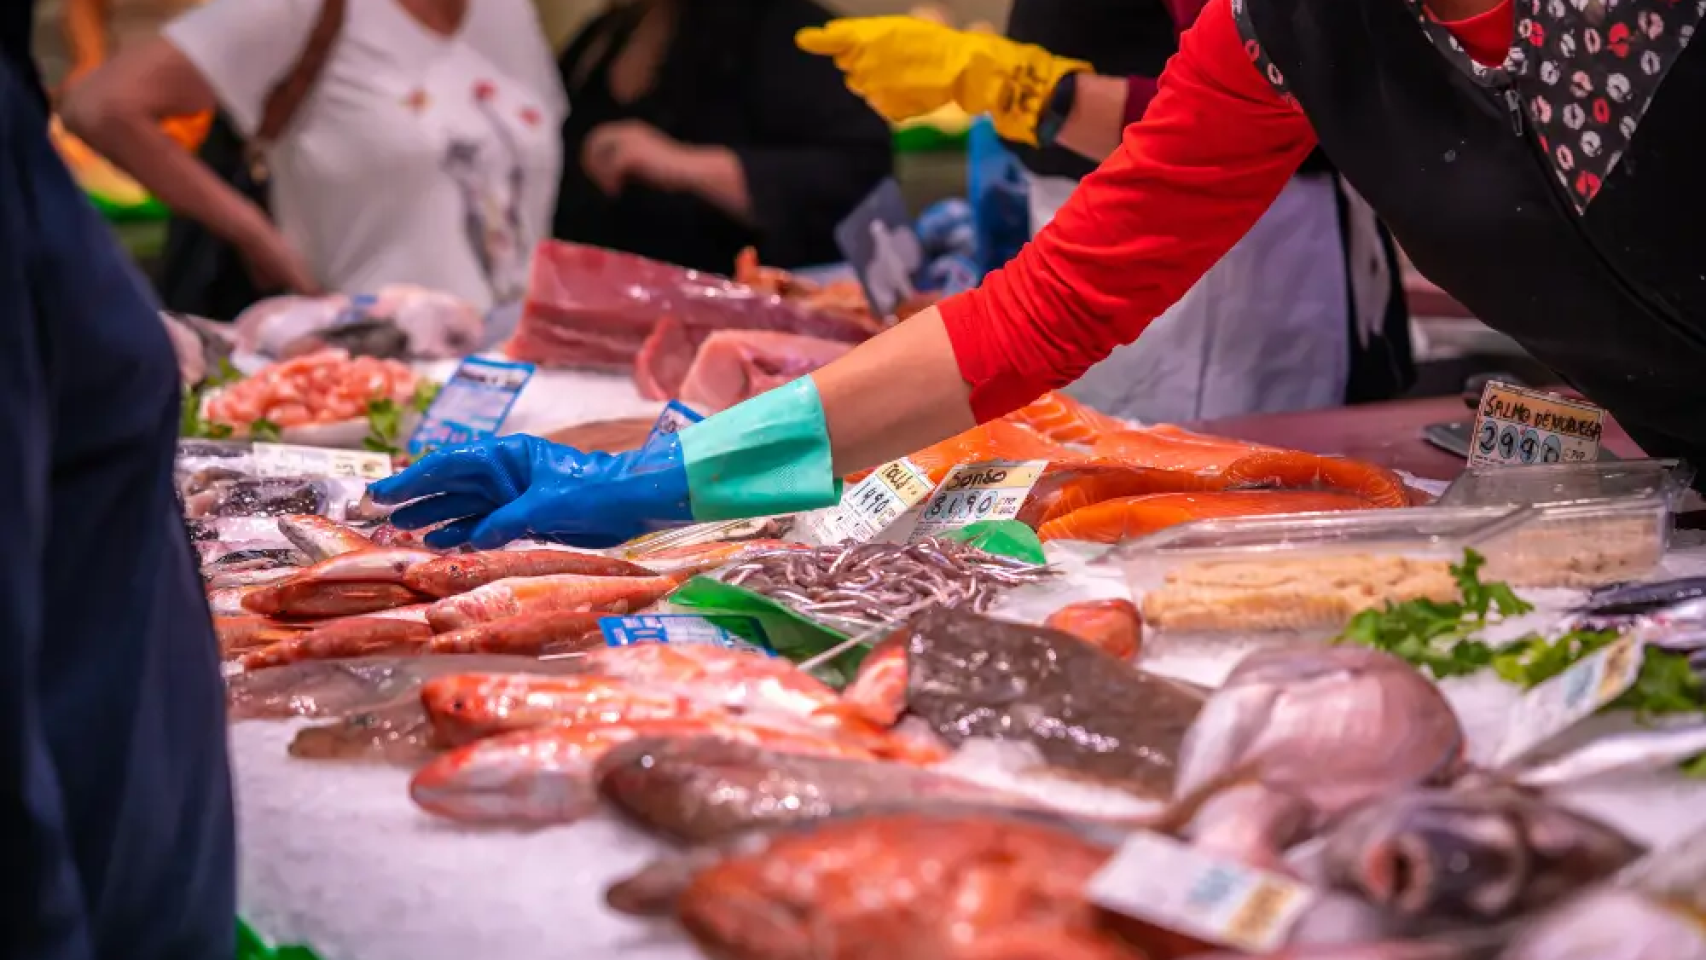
(1036, 490, 1378, 543)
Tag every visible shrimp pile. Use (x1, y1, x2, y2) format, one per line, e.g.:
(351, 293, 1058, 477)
(206, 348, 419, 431)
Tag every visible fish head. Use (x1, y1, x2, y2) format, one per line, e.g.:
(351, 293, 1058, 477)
(409, 725, 609, 823)
(1325, 786, 1642, 923)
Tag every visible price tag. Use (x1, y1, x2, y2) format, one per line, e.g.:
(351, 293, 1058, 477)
(1087, 831, 1316, 954)
(911, 459, 1047, 540)
(801, 458, 933, 545)
(1469, 381, 1605, 468)
(408, 357, 535, 455)
(1495, 634, 1645, 766)
(834, 178, 920, 320)
(648, 400, 704, 441)
(598, 614, 775, 657)
(251, 442, 393, 480)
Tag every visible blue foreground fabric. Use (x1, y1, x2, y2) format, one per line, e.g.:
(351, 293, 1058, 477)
(0, 46, 235, 960)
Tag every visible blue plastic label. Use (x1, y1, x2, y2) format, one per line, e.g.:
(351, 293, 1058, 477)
(649, 400, 704, 440)
(599, 614, 775, 656)
(408, 357, 534, 455)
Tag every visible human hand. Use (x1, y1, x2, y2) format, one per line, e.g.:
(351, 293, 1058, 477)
(582, 120, 694, 196)
(236, 216, 321, 295)
(796, 16, 1089, 145)
(369, 433, 694, 550)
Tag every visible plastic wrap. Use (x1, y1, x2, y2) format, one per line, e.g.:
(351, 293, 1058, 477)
(509, 242, 880, 371)
(1438, 458, 1693, 508)
(232, 286, 485, 361)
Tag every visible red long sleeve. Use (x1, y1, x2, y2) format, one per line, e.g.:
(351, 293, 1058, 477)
(943, 0, 1515, 423)
(942, 0, 1315, 421)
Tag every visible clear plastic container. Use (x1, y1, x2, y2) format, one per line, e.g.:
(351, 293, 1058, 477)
(1437, 458, 1693, 509)
(1109, 507, 1528, 637)
(1478, 497, 1672, 589)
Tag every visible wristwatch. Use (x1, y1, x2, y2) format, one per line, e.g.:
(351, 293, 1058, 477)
(1035, 71, 1079, 149)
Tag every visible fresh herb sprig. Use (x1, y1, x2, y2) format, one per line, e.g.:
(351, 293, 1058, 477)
(362, 381, 441, 455)
(179, 357, 243, 439)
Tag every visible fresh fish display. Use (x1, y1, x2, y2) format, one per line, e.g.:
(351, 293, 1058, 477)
(241, 581, 426, 619)
(576, 642, 857, 728)
(208, 584, 270, 617)
(420, 610, 605, 657)
(239, 618, 435, 671)
(412, 721, 873, 824)
(1222, 450, 1413, 508)
(1016, 461, 1226, 529)
(201, 545, 306, 574)
(289, 699, 441, 765)
(1569, 576, 1706, 627)
(401, 549, 656, 598)
(607, 811, 1142, 960)
(1091, 425, 1276, 475)
(1037, 490, 1380, 544)
(182, 478, 333, 519)
(1497, 889, 1706, 960)
(1004, 391, 1131, 446)
(1044, 598, 1144, 660)
(1321, 783, 1643, 922)
(418, 673, 706, 745)
(276, 547, 437, 587)
(898, 607, 1205, 797)
(1172, 646, 1464, 821)
(214, 616, 308, 655)
(422, 573, 679, 631)
(1516, 723, 1706, 788)
(721, 538, 1053, 629)
(206, 566, 302, 589)
(277, 514, 374, 562)
(225, 655, 583, 720)
(597, 735, 1026, 843)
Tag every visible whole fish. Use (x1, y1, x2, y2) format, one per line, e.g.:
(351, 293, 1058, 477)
(423, 573, 679, 631)
(238, 618, 434, 671)
(421, 609, 605, 656)
(207, 584, 269, 617)
(242, 581, 426, 618)
(224, 655, 585, 721)
(418, 672, 705, 745)
(1321, 783, 1643, 923)
(1172, 646, 1464, 820)
(1497, 889, 1706, 960)
(279, 547, 437, 586)
(201, 545, 306, 572)
(277, 514, 374, 562)
(1516, 722, 1706, 788)
(206, 566, 301, 589)
(289, 699, 441, 765)
(597, 735, 1027, 843)
(894, 607, 1205, 797)
(608, 811, 1144, 960)
(629, 539, 809, 577)
(1573, 576, 1706, 625)
(411, 720, 870, 824)
(402, 549, 657, 598)
(214, 615, 308, 655)
(1044, 598, 1144, 660)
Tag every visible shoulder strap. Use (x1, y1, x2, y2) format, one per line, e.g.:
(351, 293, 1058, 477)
(247, 0, 346, 176)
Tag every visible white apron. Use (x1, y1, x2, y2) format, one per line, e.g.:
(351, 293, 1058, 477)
(1026, 169, 1379, 424)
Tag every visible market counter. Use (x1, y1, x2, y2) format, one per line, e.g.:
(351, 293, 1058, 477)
(1184, 396, 1647, 482)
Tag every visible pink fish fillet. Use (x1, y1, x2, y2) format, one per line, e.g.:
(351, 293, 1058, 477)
(423, 573, 680, 632)
(676, 330, 854, 413)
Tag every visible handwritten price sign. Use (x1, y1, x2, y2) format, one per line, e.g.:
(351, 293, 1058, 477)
(911, 460, 1047, 539)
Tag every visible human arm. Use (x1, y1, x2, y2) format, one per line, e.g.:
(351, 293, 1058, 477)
(59, 0, 320, 292)
(1051, 73, 1134, 163)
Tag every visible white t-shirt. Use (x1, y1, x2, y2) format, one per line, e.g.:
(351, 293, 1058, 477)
(165, 0, 567, 310)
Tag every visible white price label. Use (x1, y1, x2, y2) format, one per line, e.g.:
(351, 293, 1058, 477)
(802, 458, 933, 545)
(251, 442, 394, 480)
(1088, 831, 1316, 954)
(1496, 634, 1644, 766)
(910, 459, 1047, 539)
(1469, 381, 1605, 468)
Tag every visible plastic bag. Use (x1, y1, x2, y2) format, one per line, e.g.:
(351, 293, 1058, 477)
(232, 285, 483, 360)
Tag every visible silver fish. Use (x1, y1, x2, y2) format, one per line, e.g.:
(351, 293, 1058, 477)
(1321, 783, 1643, 923)
(1172, 646, 1465, 820)
(277, 514, 372, 562)
(1516, 722, 1706, 788)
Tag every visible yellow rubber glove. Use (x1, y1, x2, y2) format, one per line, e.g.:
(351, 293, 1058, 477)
(797, 17, 1090, 146)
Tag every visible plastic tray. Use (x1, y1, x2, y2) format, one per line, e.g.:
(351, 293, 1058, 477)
(1109, 507, 1528, 638)
(1478, 497, 1673, 589)
(1438, 458, 1693, 508)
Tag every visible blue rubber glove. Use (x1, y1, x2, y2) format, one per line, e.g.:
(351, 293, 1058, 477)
(370, 377, 845, 550)
(368, 433, 693, 550)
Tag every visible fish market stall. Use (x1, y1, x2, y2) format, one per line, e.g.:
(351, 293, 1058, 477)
(164, 252, 1706, 960)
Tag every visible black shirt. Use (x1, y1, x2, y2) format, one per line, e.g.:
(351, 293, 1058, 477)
(554, 0, 894, 273)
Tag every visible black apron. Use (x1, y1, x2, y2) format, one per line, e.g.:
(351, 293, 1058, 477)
(1235, 0, 1706, 467)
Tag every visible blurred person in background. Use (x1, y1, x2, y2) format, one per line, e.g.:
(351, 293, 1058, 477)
(1, 2, 233, 957)
(63, 0, 566, 312)
(553, 0, 894, 274)
(800, 8, 1415, 424)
